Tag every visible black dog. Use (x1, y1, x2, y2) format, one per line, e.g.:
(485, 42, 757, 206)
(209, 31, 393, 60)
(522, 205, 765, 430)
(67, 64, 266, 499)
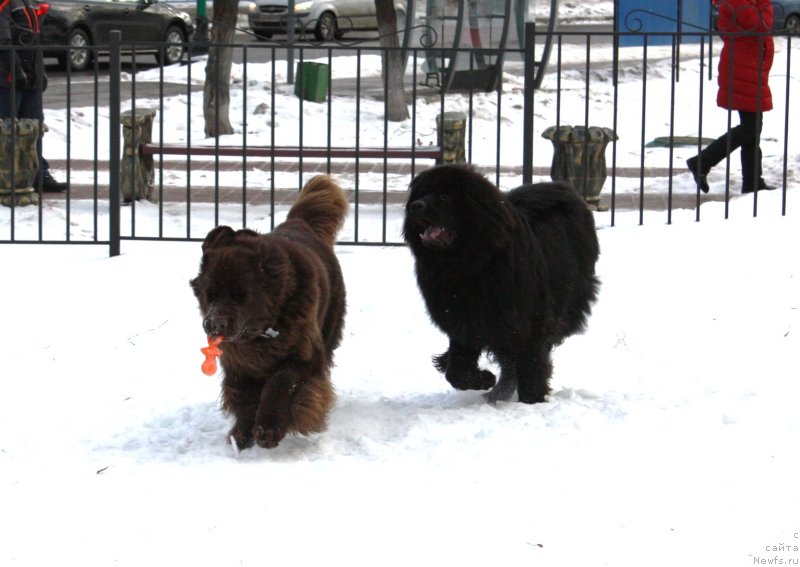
(403, 165, 600, 403)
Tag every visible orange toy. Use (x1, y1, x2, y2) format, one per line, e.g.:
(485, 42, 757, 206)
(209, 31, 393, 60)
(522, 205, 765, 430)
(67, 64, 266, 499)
(201, 336, 224, 376)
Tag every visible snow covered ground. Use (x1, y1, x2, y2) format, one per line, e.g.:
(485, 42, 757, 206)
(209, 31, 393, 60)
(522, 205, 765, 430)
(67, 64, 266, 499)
(1, 190, 799, 567)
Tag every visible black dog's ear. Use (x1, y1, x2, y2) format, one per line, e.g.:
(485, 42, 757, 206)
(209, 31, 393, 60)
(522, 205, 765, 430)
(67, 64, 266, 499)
(202, 226, 236, 252)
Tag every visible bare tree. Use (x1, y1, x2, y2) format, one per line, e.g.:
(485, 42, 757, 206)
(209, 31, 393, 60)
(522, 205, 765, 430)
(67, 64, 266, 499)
(203, 0, 239, 137)
(375, 0, 409, 122)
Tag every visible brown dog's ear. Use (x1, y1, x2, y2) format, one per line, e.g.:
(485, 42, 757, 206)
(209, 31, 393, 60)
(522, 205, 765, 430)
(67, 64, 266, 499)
(202, 226, 236, 252)
(257, 239, 288, 281)
(257, 239, 272, 275)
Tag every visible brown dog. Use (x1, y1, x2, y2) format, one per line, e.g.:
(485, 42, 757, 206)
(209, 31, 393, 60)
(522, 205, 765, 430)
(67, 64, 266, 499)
(191, 175, 348, 450)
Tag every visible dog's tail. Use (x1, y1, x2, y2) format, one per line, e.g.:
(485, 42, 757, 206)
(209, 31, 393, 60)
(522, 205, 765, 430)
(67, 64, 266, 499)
(287, 175, 349, 247)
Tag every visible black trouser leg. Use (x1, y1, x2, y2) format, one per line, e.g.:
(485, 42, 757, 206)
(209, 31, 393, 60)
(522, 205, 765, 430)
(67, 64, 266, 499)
(698, 110, 761, 190)
(737, 111, 762, 191)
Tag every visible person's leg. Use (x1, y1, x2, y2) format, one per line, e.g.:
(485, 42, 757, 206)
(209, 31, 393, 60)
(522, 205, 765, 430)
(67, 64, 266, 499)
(0, 84, 26, 120)
(0, 87, 12, 119)
(688, 108, 744, 193)
(738, 111, 760, 192)
(0, 87, 40, 190)
(701, 127, 744, 172)
(17, 87, 67, 192)
(737, 111, 774, 193)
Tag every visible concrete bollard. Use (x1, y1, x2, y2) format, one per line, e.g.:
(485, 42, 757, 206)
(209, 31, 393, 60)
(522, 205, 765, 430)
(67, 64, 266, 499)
(0, 118, 40, 207)
(436, 111, 467, 164)
(120, 108, 157, 202)
(542, 125, 617, 212)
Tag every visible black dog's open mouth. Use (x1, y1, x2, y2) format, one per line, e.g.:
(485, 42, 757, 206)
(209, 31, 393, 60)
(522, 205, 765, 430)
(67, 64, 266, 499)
(420, 225, 456, 248)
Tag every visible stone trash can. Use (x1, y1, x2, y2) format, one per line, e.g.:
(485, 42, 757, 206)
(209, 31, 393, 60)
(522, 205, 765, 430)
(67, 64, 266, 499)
(120, 108, 157, 202)
(0, 118, 40, 207)
(541, 125, 618, 211)
(436, 111, 467, 164)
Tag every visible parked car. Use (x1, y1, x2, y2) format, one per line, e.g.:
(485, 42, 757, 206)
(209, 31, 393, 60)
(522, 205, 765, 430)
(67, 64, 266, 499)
(711, 0, 800, 34)
(38, 0, 194, 72)
(775, 0, 800, 33)
(158, 0, 213, 21)
(247, 0, 407, 41)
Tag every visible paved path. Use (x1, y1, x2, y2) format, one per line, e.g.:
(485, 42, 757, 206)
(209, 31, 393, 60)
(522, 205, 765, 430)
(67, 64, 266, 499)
(46, 157, 726, 212)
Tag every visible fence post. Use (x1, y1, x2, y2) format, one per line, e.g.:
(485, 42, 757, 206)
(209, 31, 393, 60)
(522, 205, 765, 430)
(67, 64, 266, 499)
(523, 21, 536, 185)
(109, 31, 121, 257)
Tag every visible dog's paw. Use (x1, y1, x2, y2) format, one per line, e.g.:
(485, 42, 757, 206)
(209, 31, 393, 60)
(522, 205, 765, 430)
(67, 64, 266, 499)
(473, 369, 497, 390)
(432, 351, 449, 374)
(483, 380, 517, 404)
(229, 425, 255, 450)
(254, 423, 287, 449)
(446, 369, 496, 391)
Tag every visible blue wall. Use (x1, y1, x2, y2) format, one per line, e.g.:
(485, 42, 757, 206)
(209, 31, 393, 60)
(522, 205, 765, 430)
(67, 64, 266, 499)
(616, 0, 712, 47)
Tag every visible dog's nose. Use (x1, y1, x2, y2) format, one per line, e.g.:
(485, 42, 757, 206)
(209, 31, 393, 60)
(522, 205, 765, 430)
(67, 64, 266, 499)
(409, 200, 426, 214)
(203, 313, 231, 337)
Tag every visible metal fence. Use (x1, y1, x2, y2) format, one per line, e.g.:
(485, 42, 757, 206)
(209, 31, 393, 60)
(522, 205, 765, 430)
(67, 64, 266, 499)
(1, 24, 796, 256)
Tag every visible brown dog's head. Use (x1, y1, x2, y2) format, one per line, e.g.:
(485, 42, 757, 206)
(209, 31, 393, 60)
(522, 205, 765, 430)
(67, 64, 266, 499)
(190, 226, 288, 342)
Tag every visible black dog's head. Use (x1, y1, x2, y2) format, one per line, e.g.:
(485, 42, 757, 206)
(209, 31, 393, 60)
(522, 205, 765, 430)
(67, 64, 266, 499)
(404, 189, 459, 250)
(190, 226, 287, 342)
(403, 165, 515, 257)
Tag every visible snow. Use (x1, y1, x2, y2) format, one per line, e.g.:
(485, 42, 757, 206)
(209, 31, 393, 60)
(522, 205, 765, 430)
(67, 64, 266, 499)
(2, 2, 800, 565)
(2, 193, 799, 566)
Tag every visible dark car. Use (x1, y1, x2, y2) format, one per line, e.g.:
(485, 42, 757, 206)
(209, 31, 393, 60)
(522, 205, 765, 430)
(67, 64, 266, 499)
(775, 0, 800, 32)
(711, 0, 800, 34)
(38, 0, 194, 72)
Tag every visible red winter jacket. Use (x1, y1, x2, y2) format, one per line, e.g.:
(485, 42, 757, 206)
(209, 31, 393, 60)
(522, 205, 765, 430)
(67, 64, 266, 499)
(716, 0, 774, 112)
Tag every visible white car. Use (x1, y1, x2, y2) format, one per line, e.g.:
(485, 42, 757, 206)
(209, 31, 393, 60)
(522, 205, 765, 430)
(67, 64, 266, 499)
(247, 0, 407, 41)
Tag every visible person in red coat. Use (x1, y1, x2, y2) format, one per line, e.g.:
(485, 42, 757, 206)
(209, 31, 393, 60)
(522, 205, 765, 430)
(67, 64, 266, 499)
(688, 0, 776, 194)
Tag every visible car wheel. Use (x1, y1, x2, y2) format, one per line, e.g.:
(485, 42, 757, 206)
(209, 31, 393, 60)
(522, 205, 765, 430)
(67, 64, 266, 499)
(62, 28, 92, 72)
(314, 11, 337, 42)
(785, 14, 800, 35)
(156, 25, 186, 66)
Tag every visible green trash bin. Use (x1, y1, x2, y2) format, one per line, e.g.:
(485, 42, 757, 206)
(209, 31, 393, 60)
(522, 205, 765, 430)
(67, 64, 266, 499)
(294, 62, 329, 103)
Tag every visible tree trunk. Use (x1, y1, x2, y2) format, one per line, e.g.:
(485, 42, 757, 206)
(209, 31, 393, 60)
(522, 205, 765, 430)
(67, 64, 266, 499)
(375, 0, 409, 122)
(203, 0, 238, 137)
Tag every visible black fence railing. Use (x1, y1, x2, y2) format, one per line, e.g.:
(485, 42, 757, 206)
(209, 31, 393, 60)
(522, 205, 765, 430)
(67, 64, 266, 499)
(1, 24, 795, 256)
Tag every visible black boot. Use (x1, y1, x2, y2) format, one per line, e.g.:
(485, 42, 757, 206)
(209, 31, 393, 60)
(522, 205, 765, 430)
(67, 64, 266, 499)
(687, 156, 710, 193)
(41, 171, 68, 193)
(742, 179, 777, 194)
